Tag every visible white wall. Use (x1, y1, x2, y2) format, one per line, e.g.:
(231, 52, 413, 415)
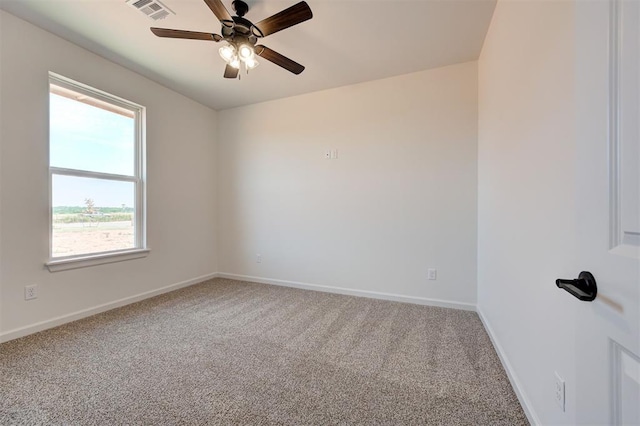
(217, 62, 478, 307)
(0, 11, 219, 339)
(478, 1, 578, 424)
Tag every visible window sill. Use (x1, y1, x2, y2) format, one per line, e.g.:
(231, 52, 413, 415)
(46, 248, 150, 272)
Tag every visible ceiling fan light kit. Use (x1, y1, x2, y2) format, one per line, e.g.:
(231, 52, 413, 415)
(218, 42, 257, 74)
(150, 0, 312, 79)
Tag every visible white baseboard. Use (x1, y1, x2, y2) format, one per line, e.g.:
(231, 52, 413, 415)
(477, 307, 539, 426)
(217, 272, 476, 311)
(2, 271, 536, 425)
(1, 272, 473, 343)
(0, 272, 218, 344)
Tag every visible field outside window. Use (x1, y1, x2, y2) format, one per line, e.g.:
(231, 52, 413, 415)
(49, 74, 145, 261)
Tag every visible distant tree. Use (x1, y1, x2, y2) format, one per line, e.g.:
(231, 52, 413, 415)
(84, 198, 96, 214)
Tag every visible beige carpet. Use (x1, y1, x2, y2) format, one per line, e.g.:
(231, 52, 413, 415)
(0, 278, 528, 425)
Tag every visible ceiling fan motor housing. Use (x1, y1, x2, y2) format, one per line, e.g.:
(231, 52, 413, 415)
(223, 17, 257, 44)
(221, 2, 258, 46)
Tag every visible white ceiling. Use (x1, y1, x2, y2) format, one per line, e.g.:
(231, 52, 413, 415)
(0, 0, 496, 110)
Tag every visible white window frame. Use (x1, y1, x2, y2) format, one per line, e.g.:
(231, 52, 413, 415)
(46, 73, 148, 272)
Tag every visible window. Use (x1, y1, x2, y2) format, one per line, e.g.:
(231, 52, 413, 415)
(47, 73, 147, 271)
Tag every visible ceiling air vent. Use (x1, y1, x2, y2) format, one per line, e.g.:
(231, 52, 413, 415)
(126, 0, 175, 21)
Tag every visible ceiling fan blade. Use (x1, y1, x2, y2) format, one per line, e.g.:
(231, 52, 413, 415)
(255, 45, 305, 75)
(224, 64, 239, 79)
(252, 1, 312, 37)
(151, 28, 222, 41)
(203, 0, 234, 27)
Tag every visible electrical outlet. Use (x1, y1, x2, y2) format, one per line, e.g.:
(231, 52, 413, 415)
(325, 150, 331, 159)
(554, 371, 565, 412)
(25, 285, 38, 301)
(331, 149, 338, 159)
(256, 253, 262, 263)
(427, 268, 437, 280)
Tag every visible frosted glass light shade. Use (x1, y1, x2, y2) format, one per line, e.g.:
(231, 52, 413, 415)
(245, 57, 259, 69)
(238, 44, 254, 60)
(218, 45, 236, 62)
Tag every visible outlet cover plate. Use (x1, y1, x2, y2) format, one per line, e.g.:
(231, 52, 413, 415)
(427, 268, 437, 280)
(25, 285, 38, 300)
(554, 371, 565, 412)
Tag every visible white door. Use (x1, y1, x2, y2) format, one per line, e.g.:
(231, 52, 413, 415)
(573, 0, 640, 424)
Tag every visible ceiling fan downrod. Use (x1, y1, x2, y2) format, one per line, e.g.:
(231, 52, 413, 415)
(232, 0, 249, 17)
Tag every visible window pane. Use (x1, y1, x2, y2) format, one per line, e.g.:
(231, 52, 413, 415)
(52, 174, 135, 258)
(50, 91, 135, 176)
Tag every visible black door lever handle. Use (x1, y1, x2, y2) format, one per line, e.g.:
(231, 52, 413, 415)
(556, 271, 597, 301)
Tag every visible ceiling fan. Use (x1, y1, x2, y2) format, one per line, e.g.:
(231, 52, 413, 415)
(150, 0, 312, 79)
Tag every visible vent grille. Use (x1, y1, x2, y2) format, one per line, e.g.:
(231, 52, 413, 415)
(126, 0, 175, 21)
